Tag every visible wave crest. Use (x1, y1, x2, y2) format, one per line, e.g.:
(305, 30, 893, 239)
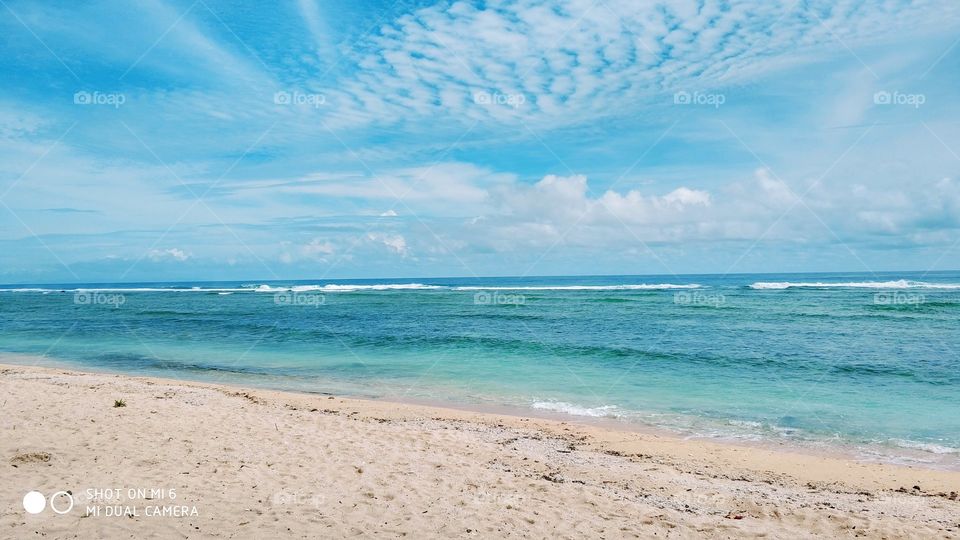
(250, 283, 444, 292)
(749, 280, 960, 290)
(454, 284, 701, 291)
(531, 401, 620, 418)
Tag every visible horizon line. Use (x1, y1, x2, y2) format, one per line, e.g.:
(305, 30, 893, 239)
(2, 269, 958, 287)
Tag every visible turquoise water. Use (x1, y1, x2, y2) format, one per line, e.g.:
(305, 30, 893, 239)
(2, 272, 959, 467)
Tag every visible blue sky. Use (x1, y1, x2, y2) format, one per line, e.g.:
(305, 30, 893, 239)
(1, 0, 959, 283)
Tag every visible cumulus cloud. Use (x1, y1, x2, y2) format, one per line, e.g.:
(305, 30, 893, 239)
(302, 238, 335, 257)
(367, 233, 410, 257)
(149, 164, 960, 262)
(279, 238, 336, 264)
(148, 248, 190, 262)
(491, 174, 711, 231)
(438, 166, 959, 253)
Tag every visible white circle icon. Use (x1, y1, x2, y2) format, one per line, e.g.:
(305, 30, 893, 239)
(50, 491, 74, 514)
(23, 491, 46, 514)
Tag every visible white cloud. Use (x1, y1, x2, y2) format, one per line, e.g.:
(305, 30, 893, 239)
(492, 174, 712, 229)
(148, 248, 190, 262)
(279, 238, 336, 263)
(367, 233, 410, 257)
(296, 0, 336, 64)
(320, 0, 960, 128)
(239, 162, 513, 216)
(303, 238, 335, 257)
(660, 187, 712, 208)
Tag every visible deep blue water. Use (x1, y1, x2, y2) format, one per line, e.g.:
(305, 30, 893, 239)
(2, 271, 959, 467)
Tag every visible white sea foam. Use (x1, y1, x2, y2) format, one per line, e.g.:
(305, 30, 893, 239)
(3, 288, 49, 292)
(454, 284, 702, 291)
(4, 283, 692, 293)
(531, 401, 620, 418)
(77, 287, 247, 293)
(749, 280, 960, 290)
(315, 284, 444, 292)
(253, 285, 282, 292)
(247, 283, 445, 292)
(888, 439, 959, 455)
(856, 440, 960, 469)
(7, 280, 957, 293)
(0, 287, 250, 293)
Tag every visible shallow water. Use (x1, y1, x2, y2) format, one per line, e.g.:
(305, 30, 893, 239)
(1, 271, 958, 468)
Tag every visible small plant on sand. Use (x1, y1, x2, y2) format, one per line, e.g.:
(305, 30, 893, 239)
(113, 399, 126, 408)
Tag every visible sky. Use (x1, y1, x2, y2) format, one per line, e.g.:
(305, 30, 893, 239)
(1, 0, 960, 283)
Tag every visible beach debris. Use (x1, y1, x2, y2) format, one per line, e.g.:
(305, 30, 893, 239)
(113, 399, 126, 408)
(10, 451, 52, 465)
(541, 471, 564, 483)
(231, 391, 265, 405)
(724, 512, 745, 520)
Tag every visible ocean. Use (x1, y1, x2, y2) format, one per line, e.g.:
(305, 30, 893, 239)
(2, 271, 959, 468)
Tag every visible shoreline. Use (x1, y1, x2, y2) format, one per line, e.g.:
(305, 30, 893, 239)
(2, 352, 957, 473)
(4, 358, 959, 491)
(3, 352, 959, 474)
(2, 361, 960, 537)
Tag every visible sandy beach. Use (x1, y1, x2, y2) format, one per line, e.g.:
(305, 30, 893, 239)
(2, 360, 959, 539)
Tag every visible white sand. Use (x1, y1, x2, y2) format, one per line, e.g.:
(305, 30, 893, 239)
(2, 362, 959, 538)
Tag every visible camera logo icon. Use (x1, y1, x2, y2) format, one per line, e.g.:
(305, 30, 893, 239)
(73, 91, 92, 105)
(23, 490, 74, 515)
